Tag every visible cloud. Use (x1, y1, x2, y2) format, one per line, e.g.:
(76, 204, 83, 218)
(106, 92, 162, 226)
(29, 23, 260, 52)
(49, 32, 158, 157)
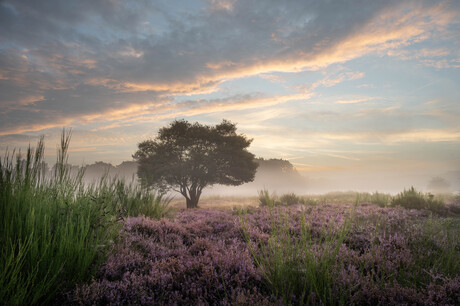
(208, 0, 237, 12)
(0, 0, 458, 135)
(387, 47, 460, 69)
(250, 127, 460, 159)
(90, 92, 313, 131)
(310, 71, 365, 90)
(258, 74, 286, 84)
(335, 98, 372, 104)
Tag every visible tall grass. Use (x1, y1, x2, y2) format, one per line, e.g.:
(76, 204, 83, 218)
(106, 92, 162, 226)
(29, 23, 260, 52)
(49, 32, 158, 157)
(0, 130, 170, 305)
(258, 189, 303, 207)
(241, 192, 356, 305)
(259, 190, 394, 208)
(409, 215, 460, 280)
(258, 188, 277, 207)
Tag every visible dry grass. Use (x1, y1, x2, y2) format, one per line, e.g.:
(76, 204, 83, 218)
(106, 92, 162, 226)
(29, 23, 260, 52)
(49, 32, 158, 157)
(169, 195, 259, 210)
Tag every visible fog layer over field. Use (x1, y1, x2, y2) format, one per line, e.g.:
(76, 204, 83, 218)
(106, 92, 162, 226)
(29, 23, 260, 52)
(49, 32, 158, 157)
(55, 158, 459, 195)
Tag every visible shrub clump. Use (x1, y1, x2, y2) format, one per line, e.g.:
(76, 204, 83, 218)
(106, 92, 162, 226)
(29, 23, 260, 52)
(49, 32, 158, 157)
(258, 190, 303, 207)
(279, 193, 302, 206)
(368, 191, 392, 207)
(258, 189, 278, 207)
(391, 187, 446, 213)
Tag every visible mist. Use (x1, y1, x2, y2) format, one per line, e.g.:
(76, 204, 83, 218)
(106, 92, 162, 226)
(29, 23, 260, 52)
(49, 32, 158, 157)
(60, 158, 460, 197)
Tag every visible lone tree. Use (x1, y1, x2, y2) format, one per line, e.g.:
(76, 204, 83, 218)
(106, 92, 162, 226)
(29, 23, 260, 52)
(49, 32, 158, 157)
(133, 119, 258, 208)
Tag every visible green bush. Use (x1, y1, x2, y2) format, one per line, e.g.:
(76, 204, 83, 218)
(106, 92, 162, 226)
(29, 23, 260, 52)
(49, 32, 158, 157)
(279, 193, 301, 206)
(258, 189, 280, 207)
(303, 197, 320, 206)
(368, 191, 392, 207)
(391, 187, 445, 213)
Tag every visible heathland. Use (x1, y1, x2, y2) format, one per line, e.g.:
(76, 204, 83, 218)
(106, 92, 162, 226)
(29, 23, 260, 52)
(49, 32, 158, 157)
(1, 135, 459, 305)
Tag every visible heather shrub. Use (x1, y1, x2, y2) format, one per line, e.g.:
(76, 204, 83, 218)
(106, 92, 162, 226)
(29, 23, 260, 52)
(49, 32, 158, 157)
(239, 203, 355, 305)
(336, 206, 460, 305)
(66, 200, 460, 305)
(69, 211, 272, 305)
(411, 216, 460, 277)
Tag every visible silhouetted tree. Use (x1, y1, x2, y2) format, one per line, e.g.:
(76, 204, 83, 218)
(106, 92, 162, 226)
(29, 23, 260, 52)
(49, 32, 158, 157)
(133, 119, 258, 208)
(256, 158, 298, 174)
(253, 158, 305, 189)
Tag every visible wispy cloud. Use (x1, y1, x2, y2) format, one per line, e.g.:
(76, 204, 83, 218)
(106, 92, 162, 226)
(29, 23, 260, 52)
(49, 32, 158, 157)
(1, 0, 459, 180)
(311, 71, 365, 90)
(1, 0, 457, 135)
(335, 98, 372, 104)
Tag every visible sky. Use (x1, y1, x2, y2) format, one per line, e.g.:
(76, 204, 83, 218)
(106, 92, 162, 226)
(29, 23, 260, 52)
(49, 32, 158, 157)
(1, 0, 459, 192)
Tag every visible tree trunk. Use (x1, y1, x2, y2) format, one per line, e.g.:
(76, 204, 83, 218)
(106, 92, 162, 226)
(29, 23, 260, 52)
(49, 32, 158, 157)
(184, 184, 202, 209)
(186, 197, 199, 208)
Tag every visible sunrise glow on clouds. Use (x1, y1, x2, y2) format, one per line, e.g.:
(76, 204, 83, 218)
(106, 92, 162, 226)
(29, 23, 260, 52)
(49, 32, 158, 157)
(1, 0, 459, 191)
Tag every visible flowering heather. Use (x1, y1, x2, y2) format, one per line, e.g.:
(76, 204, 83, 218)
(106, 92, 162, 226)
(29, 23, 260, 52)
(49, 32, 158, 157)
(68, 210, 273, 305)
(69, 203, 460, 305)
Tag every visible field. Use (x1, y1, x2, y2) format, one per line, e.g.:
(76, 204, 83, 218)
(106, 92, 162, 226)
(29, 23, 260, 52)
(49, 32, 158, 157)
(1, 137, 460, 305)
(67, 196, 460, 305)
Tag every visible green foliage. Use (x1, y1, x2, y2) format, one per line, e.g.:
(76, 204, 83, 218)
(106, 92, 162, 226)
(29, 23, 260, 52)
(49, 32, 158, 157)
(368, 191, 392, 207)
(391, 186, 446, 213)
(391, 187, 425, 209)
(303, 197, 320, 206)
(258, 191, 302, 207)
(416, 216, 460, 277)
(449, 193, 460, 214)
(388, 215, 460, 290)
(258, 189, 279, 207)
(0, 130, 169, 305)
(134, 119, 258, 208)
(279, 193, 301, 206)
(239, 201, 355, 305)
(356, 191, 392, 207)
(88, 177, 172, 220)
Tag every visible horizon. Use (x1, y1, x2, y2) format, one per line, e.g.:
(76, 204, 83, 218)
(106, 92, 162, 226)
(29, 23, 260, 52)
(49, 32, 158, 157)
(1, 1, 459, 193)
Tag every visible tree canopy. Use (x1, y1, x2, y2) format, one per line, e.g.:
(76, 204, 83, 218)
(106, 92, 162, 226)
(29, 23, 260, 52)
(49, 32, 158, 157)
(133, 119, 258, 208)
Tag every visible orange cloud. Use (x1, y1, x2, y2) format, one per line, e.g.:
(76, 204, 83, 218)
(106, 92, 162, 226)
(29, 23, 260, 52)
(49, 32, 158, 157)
(175, 93, 313, 116)
(3, 95, 45, 107)
(0, 119, 75, 136)
(91, 92, 313, 131)
(85, 78, 221, 95)
(335, 98, 371, 104)
(81, 101, 175, 123)
(309, 71, 365, 90)
(66, 3, 457, 105)
(208, 0, 237, 12)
